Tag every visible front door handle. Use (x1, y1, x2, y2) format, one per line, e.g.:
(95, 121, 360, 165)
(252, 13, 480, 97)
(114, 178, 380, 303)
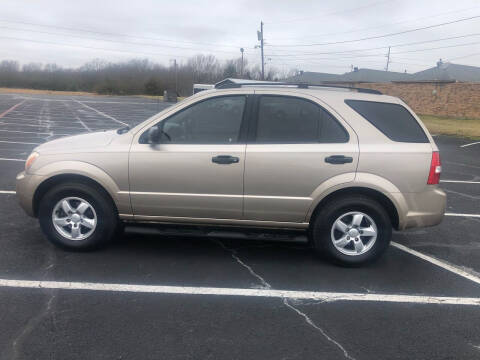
(325, 155, 353, 164)
(212, 155, 240, 164)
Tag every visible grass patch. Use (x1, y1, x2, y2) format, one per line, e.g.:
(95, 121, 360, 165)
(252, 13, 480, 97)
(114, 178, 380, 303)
(419, 115, 480, 140)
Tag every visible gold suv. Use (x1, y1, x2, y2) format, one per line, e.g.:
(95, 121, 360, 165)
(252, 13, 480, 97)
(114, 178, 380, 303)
(16, 83, 446, 265)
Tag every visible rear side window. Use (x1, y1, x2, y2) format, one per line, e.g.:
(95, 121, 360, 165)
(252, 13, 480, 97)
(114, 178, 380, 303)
(256, 96, 348, 143)
(345, 100, 428, 143)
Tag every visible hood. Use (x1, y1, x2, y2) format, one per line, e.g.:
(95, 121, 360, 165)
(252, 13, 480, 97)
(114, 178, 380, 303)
(35, 130, 118, 154)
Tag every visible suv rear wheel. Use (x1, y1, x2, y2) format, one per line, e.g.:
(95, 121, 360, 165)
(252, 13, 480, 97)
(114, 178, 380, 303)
(310, 195, 392, 266)
(38, 182, 118, 250)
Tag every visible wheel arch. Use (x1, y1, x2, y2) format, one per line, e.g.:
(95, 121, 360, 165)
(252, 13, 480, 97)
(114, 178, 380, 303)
(33, 173, 119, 217)
(307, 186, 401, 230)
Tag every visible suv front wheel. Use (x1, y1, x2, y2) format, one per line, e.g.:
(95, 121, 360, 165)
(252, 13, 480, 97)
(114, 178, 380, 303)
(310, 195, 392, 266)
(38, 181, 118, 250)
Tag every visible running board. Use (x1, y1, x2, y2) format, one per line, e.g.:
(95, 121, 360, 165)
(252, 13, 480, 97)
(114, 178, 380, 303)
(124, 224, 309, 243)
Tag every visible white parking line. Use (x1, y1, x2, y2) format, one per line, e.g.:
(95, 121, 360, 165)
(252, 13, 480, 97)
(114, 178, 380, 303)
(0, 129, 69, 136)
(0, 158, 25, 162)
(0, 100, 26, 118)
(460, 141, 480, 148)
(0, 190, 15, 194)
(391, 242, 480, 286)
(441, 180, 480, 184)
(445, 213, 480, 218)
(0, 278, 478, 306)
(0, 122, 84, 130)
(0, 140, 41, 145)
(75, 100, 128, 126)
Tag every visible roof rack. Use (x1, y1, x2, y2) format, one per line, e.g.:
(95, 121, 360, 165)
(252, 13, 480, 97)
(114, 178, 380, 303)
(215, 81, 382, 95)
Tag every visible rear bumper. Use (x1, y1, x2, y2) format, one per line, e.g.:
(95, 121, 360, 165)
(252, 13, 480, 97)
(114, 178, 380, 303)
(16, 171, 45, 217)
(397, 187, 446, 230)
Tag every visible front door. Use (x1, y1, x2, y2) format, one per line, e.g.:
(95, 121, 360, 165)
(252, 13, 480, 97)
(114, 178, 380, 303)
(129, 94, 249, 220)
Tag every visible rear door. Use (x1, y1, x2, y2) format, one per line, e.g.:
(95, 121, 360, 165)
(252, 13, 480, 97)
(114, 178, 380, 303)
(243, 91, 359, 223)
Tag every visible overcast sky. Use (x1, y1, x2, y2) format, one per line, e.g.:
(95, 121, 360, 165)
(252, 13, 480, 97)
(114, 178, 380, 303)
(1, 0, 480, 74)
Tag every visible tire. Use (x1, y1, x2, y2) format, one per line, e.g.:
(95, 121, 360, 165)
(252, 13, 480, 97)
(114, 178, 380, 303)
(38, 181, 118, 250)
(310, 195, 392, 266)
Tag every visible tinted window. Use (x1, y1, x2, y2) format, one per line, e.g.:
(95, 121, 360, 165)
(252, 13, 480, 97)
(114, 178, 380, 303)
(256, 96, 348, 143)
(158, 96, 246, 144)
(345, 100, 428, 143)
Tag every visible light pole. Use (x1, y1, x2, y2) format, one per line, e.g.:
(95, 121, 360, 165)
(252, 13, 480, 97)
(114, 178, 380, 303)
(240, 47, 244, 78)
(257, 21, 264, 80)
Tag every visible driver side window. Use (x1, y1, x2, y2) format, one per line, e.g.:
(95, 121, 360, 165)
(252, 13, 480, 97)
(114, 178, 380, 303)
(149, 95, 246, 144)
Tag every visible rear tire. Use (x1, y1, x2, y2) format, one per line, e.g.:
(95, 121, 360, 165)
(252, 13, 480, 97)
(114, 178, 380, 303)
(38, 182, 118, 250)
(310, 195, 392, 266)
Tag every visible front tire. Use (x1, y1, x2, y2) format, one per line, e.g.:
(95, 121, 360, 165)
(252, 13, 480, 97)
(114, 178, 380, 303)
(38, 182, 118, 250)
(310, 195, 392, 266)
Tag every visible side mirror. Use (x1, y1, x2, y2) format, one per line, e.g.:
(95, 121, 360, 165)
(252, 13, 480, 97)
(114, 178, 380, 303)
(148, 126, 160, 144)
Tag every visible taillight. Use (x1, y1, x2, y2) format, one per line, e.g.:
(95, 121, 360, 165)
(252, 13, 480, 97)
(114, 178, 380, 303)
(427, 151, 441, 185)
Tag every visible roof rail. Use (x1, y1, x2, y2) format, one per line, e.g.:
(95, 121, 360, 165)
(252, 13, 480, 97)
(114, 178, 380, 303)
(215, 81, 382, 95)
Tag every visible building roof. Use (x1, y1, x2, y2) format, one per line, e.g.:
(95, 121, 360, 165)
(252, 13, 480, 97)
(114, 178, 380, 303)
(411, 62, 480, 82)
(215, 78, 277, 88)
(287, 68, 412, 84)
(286, 71, 343, 83)
(342, 68, 413, 82)
(286, 62, 480, 83)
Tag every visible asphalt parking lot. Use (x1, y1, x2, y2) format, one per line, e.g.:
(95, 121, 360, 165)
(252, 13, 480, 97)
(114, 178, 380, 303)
(0, 91, 479, 360)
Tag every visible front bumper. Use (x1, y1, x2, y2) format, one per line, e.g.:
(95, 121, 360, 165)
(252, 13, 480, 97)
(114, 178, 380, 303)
(16, 171, 45, 217)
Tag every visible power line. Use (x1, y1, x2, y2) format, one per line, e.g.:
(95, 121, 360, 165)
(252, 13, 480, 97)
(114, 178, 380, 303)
(268, 5, 480, 41)
(266, 32, 480, 58)
(265, 0, 393, 25)
(268, 40, 480, 68)
(0, 35, 201, 59)
(392, 40, 480, 55)
(0, 25, 244, 55)
(268, 15, 480, 47)
(0, 18, 246, 49)
(448, 52, 480, 61)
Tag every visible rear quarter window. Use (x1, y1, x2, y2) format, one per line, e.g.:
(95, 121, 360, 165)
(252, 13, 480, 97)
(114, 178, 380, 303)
(345, 100, 428, 143)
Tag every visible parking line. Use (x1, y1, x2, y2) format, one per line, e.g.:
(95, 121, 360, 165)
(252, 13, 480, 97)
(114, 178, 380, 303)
(75, 100, 128, 126)
(441, 180, 480, 184)
(0, 129, 69, 136)
(460, 141, 480, 148)
(391, 242, 480, 286)
(0, 158, 25, 162)
(0, 190, 15, 194)
(0, 140, 41, 145)
(445, 213, 480, 218)
(0, 277, 478, 305)
(0, 100, 26, 118)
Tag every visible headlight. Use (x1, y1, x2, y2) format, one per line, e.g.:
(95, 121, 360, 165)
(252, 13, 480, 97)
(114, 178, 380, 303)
(25, 152, 39, 171)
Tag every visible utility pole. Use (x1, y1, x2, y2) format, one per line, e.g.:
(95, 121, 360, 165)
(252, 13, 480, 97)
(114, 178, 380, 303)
(240, 47, 244, 78)
(385, 46, 391, 71)
(257, 21, 265, 80)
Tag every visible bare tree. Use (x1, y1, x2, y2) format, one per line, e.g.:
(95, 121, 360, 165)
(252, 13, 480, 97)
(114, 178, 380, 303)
(0, 55, 285, 95)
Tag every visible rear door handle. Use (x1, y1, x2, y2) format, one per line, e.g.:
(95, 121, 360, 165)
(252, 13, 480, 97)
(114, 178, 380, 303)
(325, 155, 353, 164)
(212, 155, 240, 164)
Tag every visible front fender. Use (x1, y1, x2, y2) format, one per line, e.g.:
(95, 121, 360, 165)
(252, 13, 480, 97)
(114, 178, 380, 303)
(33, 160, 131, 215)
